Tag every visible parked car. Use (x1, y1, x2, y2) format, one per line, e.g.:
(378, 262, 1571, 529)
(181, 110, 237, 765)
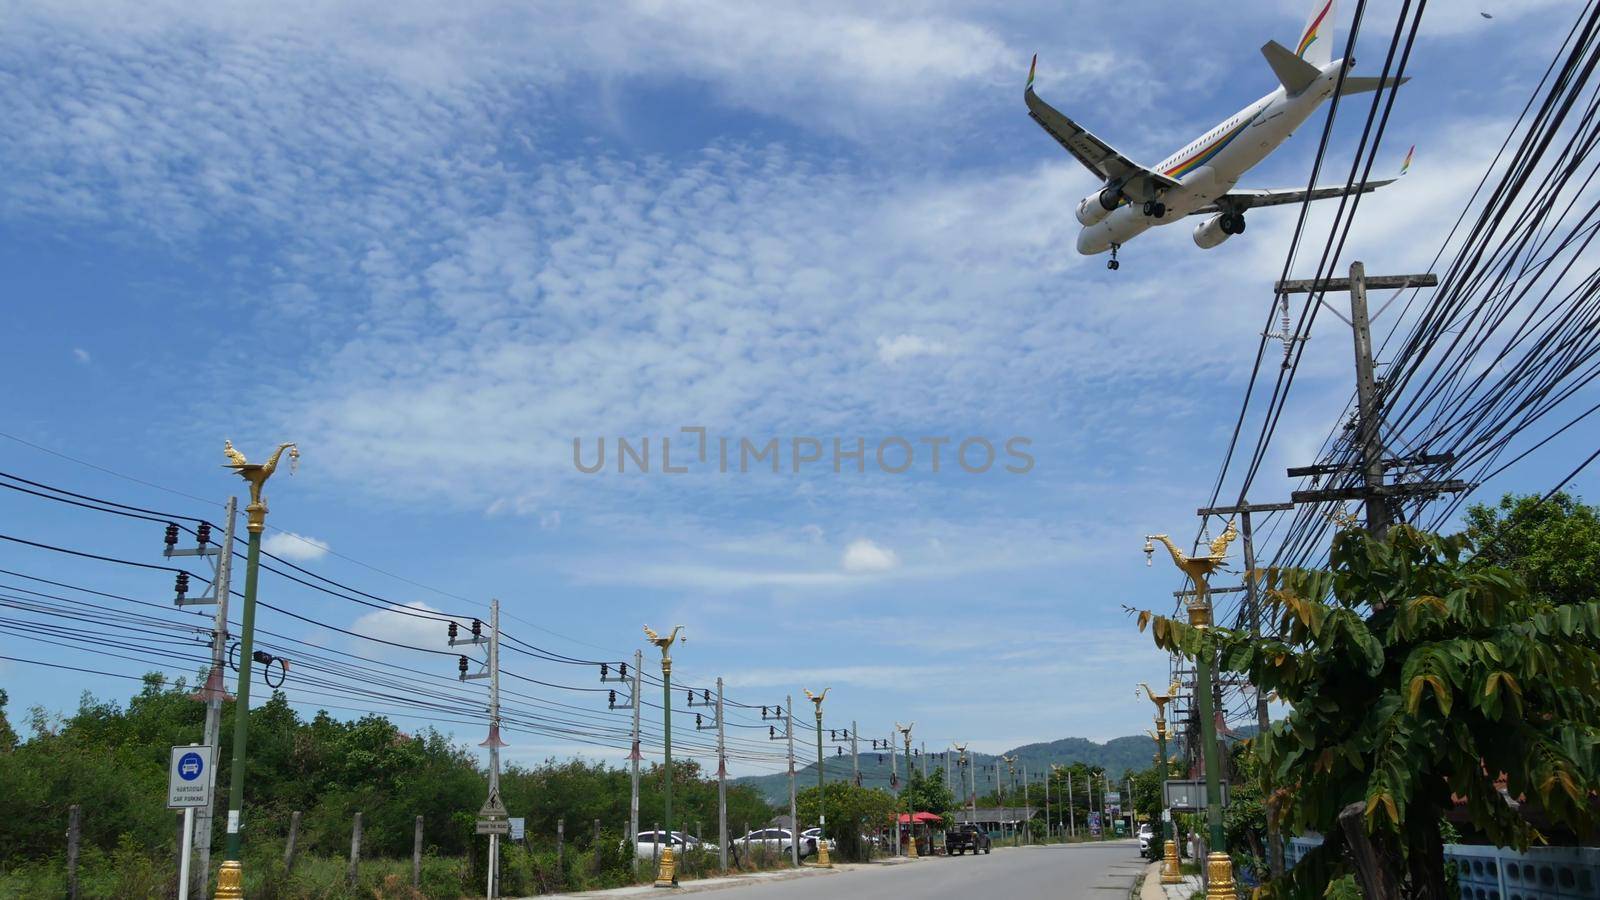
(632, 830, 701, 861)
(1138, 822, 1154, 856)
(800, 827, 837, 851)
(944, 823, 992, 855)
(736, 828, 816, 859)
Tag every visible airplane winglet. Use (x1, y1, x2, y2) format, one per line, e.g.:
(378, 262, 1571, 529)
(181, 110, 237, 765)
(1400, 144, 1415, 176)
(1027, 54, 1037, 91)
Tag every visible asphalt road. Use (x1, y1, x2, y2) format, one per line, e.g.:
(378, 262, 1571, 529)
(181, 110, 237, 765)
(696, 840, 1146, 899)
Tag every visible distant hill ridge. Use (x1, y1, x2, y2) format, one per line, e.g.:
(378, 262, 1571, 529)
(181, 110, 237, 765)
(732, 734, 1159, 806)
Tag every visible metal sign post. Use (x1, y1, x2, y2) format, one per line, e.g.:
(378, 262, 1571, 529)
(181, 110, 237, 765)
(167, 744, 213, 900)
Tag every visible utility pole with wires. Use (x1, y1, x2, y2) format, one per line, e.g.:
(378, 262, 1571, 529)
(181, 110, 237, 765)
(1021, 763, 1031, 844)
(163, 498, 236, 898)
(1276, 264, 1465, 535)
(851, 721, 860, 787)
(786, 698, 798, 868)
(765, 700, 798, 867)
(602, 654, 641, 874)
(451, 602, 504, 899)
(690, 680, 726, 872)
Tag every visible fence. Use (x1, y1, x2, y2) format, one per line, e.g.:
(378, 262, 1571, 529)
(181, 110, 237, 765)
(1286, 837, 1600, 899)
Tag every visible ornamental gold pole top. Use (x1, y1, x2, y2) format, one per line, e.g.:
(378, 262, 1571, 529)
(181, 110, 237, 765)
(803, 687, 829, 718)
(1139, 682, 1175, 718)
(896, 721, 914, 739)
(1143, 520, 1237, 597)
(223, 440, 299, 530)
(642, 625, 684, 660)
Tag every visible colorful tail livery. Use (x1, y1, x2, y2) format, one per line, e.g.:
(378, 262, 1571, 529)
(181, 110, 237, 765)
(1401, 145, 1415, 176)
(1297, 0, 1336, 67)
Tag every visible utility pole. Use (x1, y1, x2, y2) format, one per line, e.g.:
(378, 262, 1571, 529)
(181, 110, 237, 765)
(215, 440, 297, 900)
(165, 497, 237, 898)
(716, 679, 728, 873)
(1067, 770, 1075, 838)
(454, 601, 505, 898)
(1275, 265, 1462, 535)
(1022, 763, 1030, 844)
(786, 697, 798, 868)
(629, 652, 643, 874)
(851, 721, 860, 787)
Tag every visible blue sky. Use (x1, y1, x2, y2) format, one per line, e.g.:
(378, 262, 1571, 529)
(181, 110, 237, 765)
(1, 0, 1590, 779)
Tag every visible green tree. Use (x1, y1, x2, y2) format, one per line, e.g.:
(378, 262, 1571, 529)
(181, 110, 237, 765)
(1466, 492, 1600, 606)
(1136, 525, 1600, 898)
(901, 768, 954, 817)
(0, 689, 18, 752)
(795, 782, 896, 861)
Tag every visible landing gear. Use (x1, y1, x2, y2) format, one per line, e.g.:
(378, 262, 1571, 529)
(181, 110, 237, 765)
(1220, 212, 1247, 235)
(1107, 244, 1121, 270)
(1142, 200, 1167, 219)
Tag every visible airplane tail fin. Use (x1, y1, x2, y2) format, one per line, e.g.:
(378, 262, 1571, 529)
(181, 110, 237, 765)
(1027, 54, 1037, 92)
(1296, 0, 1336, 67)
(1263, 41, 1320, 94)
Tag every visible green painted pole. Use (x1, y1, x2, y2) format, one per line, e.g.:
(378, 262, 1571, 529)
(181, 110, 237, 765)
(662, 666, 674, 884)
(222, 526, 262, 863)
(1195, 645, 1225, 853)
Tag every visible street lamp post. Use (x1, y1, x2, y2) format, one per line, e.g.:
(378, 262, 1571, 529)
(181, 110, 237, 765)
(644, 625, 685, 888)
(1141, 681, 1183, 884)
(896, 723, 917, 858)
(214, 440, 298, 900)
(804, 690, 832, 867)
(1145, 522, 1239, 899)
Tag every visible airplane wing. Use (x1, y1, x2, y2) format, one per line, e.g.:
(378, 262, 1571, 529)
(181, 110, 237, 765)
(1025, 84, 1178, 199)
(1191, 178, 1398, 215)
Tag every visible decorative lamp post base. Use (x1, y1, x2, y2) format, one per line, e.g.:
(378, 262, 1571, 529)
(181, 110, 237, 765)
(905, 827, 918, 859)
(1203, 851, 1235, 899)
(1161, 838, 1183, 884)
(653, 847, 678, 888)
(814, 840, 832, 867)
(214, 860, 244, 899)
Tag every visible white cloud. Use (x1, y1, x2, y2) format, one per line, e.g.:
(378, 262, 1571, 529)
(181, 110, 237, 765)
(875, 334, 949, 365)
(841, 538, 899, 574)
(72, 348, 91, 364)
(350, 601, 453, 657)
(261, 530, 331, 561)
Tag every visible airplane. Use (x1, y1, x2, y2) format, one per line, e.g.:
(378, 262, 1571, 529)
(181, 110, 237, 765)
(1026, 0, 1407, 270)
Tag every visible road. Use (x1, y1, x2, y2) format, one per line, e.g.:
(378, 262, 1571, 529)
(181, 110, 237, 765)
(697, 841, 1145, 899)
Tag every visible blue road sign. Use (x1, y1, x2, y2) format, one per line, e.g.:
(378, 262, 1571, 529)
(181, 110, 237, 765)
(179, 752, 204, 781)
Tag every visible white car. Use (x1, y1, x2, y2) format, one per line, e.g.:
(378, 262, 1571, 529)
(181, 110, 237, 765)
(800, 827, 837, 851)
(632, 830, 701, 861)
(736, 828, 816, 859)
(1138, 823, 1154, 854)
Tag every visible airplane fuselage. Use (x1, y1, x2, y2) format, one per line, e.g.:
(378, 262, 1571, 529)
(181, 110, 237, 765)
(1076, 59, 1346, 255)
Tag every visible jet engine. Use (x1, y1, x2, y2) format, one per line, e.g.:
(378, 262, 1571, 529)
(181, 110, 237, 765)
(1075, 187, 1121, 226)
(1193, 214, 1233, 249)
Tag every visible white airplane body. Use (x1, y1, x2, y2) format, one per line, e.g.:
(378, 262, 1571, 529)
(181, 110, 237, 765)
(1026, 0, 1406, 268)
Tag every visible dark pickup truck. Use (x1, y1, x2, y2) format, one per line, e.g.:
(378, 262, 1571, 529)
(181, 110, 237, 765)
(944, 824, 992, 855)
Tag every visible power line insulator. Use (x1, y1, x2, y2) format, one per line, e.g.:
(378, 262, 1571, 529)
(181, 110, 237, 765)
(471, 619, 482, 639)
(458, 655, 469, 678)
(609, 690, 618, 708)
(448, 621, 459, 641)
(174, 572, 189, 597)
(695, 713, 703, 728)
(619, 662, 628, 679)
(600, 663, 609, 681)
(702, 689, 710, 704)
(769, 725, 776, 739)
(196, 522, 211, 546)
(163, 523, 179, 549)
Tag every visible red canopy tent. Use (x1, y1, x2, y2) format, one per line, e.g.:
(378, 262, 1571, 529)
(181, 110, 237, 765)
(896, 812, 943, 824)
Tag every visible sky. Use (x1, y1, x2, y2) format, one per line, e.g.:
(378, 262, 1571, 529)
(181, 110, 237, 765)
(1, 0, 1593, 780)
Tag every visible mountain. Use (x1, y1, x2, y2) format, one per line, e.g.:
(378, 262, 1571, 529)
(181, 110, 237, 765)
(732, 734, 1159, 807)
